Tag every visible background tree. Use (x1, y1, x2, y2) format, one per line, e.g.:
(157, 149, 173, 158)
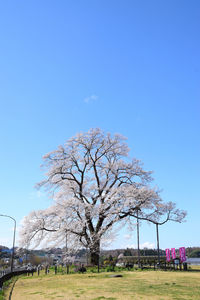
(20, 128, 183, 265)
(123, 248, 133, 256)
(188, 249, 200, 258)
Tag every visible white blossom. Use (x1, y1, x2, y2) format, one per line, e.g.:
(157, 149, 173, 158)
(19, 128, 186, 264)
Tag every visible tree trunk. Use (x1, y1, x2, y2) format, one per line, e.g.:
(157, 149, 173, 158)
(90, 241, 100, 265)
(90, 251, 99, 265)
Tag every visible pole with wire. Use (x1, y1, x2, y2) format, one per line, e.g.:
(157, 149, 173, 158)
(0, 214, 16, 272)
(136, 208, 141, 268)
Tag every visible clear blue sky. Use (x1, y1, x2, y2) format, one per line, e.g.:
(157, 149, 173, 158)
(0, 0, 199, 251)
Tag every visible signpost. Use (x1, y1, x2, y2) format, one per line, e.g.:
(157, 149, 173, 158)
(171, 248, 176, 260)
(165, 248, 171, 262)
(179, 247, 186, 262)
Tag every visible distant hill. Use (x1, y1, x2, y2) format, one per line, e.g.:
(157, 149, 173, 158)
(1, 245, 200, 259)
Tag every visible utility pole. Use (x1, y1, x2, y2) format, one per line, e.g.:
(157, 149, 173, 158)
(156, 223, 160, 267)
(0, 214, 16, 272)
(136, 209, 140, 268)
(65, 231, 70, 274)
(65, 231, 67, 254)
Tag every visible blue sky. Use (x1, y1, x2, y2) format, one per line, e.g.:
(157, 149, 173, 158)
(0, 0, 199, 251)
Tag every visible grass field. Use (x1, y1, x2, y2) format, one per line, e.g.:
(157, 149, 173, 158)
(4, 269, 200, 300)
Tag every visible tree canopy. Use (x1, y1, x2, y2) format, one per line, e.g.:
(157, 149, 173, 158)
(20, 128, 186, 264)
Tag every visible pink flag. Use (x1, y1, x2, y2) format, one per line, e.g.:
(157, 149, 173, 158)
(165, 248, 171, 262)
(179, 247, 186, 262)
(171, 248, 176, 259)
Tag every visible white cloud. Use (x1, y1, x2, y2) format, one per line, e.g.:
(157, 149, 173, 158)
(29, 191, 44, 199)
(125, 241, 155, 249)
(141, 242, 155, 249)
(84, 94, 98, 103)
(0, 237, 13, 247)
(124, 234, 132, 240)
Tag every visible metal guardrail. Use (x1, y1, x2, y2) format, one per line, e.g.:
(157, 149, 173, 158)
(0, 268, 36, 289)
(0, 267, 26, 278)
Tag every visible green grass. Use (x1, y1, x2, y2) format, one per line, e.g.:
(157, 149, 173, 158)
(0, 277, 16, 300)
(5, 269, 200, 299)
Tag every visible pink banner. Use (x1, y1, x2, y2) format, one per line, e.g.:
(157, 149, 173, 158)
(179, 247, 186, 262)
(165, 248, 171, 262)
(171, 248, 176, 259)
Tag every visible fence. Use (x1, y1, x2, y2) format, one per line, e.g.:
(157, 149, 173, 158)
(0, 269, 35, 289)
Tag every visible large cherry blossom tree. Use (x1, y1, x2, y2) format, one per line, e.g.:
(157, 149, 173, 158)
(19, 128, 185, 264)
